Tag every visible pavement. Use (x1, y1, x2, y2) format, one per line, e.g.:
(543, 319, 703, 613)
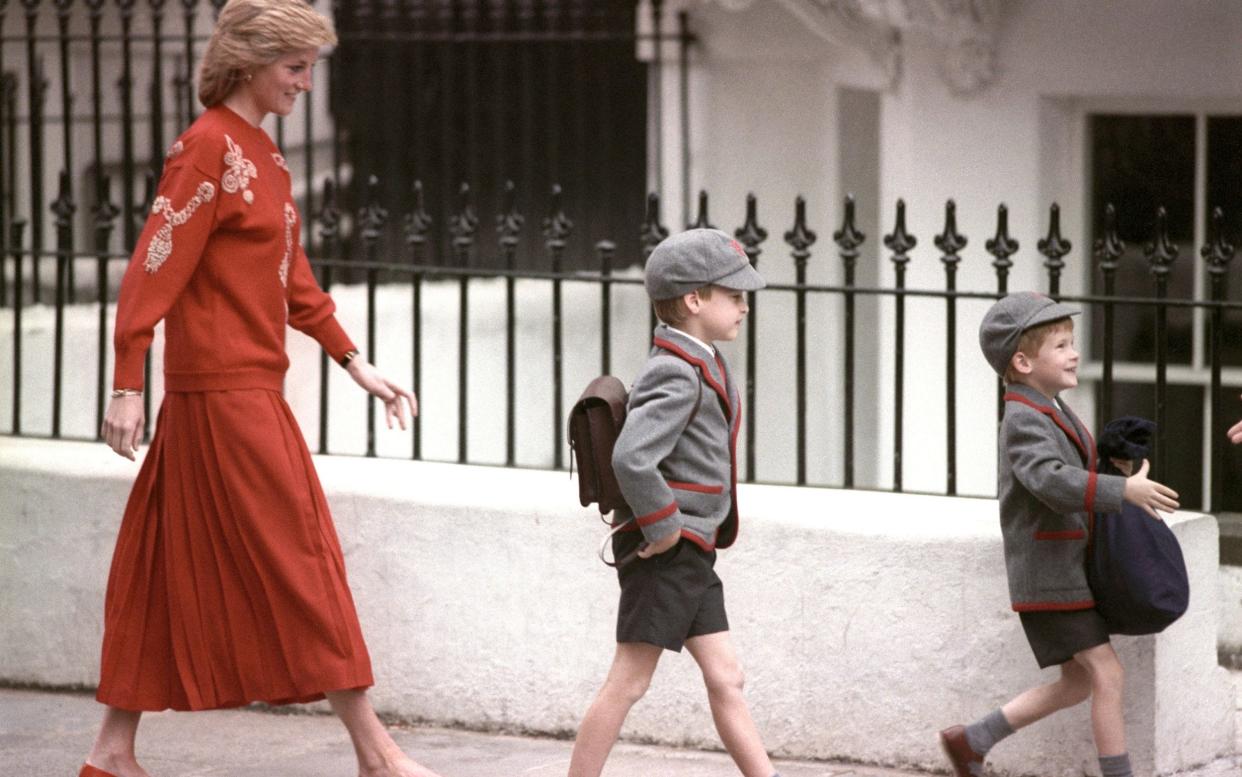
(2, 682, 1241, 777)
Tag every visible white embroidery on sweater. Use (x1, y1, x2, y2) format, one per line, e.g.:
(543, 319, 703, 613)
(279, 203, 297, 286)
(144, 181, 217, 274)
(272, 153, 289, 172)
(166, 140, 184, 159)
(221, 134, 257, 201)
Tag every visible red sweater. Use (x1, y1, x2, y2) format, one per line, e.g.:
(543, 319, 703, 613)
(113, 105, 354, 393)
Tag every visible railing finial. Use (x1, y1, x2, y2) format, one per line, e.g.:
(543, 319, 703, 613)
(404, 179, 433, 246)
(1037, 202, 1071, 293)
(1144, 206, 1179, 277)
(543, 184, 574, 247)
(934, 199, 967, 265)
(358, 175, 389, 243)
(884, 198, 917, 266)
(448, 181, 478, 247)
(1201, 206, 1235, 275)
(734, 192, 768, 263)
(640, 191, 669, 257)
(985, 203, 1018, 274)
(1093, 203, 1125, 273)
(832, 194, 864, 257)
(785, 195, 818, 265)
(689, 189, 714, 230)
(496, 180, 524, 249)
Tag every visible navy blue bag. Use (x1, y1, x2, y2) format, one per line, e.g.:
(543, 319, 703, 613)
(1087, 417, 1189, 635)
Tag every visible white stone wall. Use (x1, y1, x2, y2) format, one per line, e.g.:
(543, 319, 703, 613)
(2, 436, 1234, 776)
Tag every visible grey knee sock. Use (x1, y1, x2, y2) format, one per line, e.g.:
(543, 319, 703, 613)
(1099, 753, 1132, 777)
(964, 708, 1014, 757)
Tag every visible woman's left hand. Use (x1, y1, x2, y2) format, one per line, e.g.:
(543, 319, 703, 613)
(346, 357, 418, 430)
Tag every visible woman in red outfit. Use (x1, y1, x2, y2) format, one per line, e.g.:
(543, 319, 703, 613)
(81, 2, 441, 776)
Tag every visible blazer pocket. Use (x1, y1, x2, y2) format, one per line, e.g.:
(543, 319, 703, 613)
(668, 481, 724, 494)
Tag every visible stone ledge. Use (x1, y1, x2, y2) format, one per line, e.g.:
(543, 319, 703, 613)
(0, 436, 1234, 776)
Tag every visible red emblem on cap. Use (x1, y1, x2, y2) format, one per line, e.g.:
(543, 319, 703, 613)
(728, 238, 747, 258)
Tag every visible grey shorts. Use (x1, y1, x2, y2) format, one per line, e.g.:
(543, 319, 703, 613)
(613, 530, 729, 652)
(1019, 607, 1111, 668)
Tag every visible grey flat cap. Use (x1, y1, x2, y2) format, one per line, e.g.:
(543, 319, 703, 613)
(644, 228, 766, 300)
(979, 291, 1080, 376)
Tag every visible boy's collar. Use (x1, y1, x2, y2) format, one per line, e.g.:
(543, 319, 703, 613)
(662, 325, 715, 357)
(1005, 381, 1058, 407)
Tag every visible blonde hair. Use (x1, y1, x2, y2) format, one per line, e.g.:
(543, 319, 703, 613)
(1004, 316, 1074, 384)
(652, 286, 715, 327)
(198, 0, 337, 108)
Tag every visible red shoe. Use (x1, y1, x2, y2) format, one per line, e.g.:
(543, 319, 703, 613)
(938, 725, 984, 777)
(80, 765, 119, 777)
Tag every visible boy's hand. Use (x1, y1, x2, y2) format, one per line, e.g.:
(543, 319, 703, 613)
(637, 530, 680, 559)
(1123, 459, 1179, 520)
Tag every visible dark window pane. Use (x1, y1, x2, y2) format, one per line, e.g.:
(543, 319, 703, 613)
(1205, 116, 1242, 368)
(1215, 387, 1242, 512)
(330, 1, 648, 272)
(1098, 381, 1204, 511)
(1090, 114, 1195, 364)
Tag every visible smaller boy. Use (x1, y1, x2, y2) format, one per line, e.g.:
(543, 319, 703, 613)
(940, 292, 1179, 777)
(567, 229, 779, 777)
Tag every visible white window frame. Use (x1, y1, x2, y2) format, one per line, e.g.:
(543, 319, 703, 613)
(1076, 99, 1242, 509)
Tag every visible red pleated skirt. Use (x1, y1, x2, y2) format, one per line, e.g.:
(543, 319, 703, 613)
(96, 389, 373, 711)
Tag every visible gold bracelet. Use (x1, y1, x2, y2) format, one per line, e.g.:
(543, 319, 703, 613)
(339, 349, 360, 368)
(111, 388, 142, 398)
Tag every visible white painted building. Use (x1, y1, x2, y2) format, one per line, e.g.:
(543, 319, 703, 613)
(646, 0, 1242, 500)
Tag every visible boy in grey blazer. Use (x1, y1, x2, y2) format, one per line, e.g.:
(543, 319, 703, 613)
(568, 229, 781, 777)
(939, 292, 1179, 777)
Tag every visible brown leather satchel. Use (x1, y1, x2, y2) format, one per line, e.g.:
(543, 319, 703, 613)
(568, 375, 630, 515)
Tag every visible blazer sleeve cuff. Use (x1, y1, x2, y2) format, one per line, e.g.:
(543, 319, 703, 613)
(635, 502, 683, 542)
(1092, 472, 1127, 515)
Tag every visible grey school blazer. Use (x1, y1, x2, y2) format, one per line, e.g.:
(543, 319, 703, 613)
(998, 383, 1126, 611)
(612, 325, 740, 551)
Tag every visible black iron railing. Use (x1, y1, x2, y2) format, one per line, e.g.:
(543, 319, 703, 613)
(7, 175, 1239, 509)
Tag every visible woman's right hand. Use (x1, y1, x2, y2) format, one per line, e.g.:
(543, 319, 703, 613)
(102, 395, 145, 460)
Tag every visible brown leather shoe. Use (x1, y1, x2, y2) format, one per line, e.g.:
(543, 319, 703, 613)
(938, 725, 984, 777)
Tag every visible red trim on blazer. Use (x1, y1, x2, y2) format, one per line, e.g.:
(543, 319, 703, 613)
(1004, 392, 1101, 515)
(652, 338, 732, 420)
(635, 502, 677, 527)
(649, 337, 743, 550)
(1012, 599, 1096, 612)
(668, 481, 724, 494)
(1033, 529, 1086, 541)
(679, 529, 716, 552)
(725, 370, 741, 548)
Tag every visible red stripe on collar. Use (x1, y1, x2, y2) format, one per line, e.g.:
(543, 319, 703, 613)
(1004, 392, 1100, 514)
(653, 337, 732, 419)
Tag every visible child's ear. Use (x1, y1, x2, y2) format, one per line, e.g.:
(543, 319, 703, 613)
(683, 290, 702, 313)
(1011, 351, 1033, 375)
